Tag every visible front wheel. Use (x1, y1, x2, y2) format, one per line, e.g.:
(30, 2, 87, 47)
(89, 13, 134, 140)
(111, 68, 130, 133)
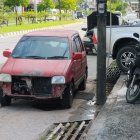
(61, 83, 74, 109)
(0, 89, 11, 106)
(126, 81, 140, 103)
(78, 74, 87, 90)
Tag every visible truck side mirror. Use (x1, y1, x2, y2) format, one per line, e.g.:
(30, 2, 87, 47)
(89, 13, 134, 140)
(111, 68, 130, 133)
(81, 28, 87, 31)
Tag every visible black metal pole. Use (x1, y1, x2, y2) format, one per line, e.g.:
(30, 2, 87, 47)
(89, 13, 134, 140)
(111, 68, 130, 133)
(96, 0, 107, 105)
(138, 0, 140, 19)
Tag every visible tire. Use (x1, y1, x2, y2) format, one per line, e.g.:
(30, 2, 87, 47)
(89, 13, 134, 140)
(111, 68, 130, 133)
(0, 89, 11, 106)
(116, 46, 136, 72)
(61, 83, 74, 109)
(78, 75, 87, 90)
(126, 81, 140, 103)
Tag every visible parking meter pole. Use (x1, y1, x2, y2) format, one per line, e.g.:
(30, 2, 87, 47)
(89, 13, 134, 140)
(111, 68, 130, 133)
(96, 0, 107, 105)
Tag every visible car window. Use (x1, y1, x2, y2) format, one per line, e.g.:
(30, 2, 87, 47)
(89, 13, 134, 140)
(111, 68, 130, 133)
(77, 36, 84, 51)
(12, 36, 70, 59)
(75, 37, 83, 52)
(72, 40, 78, 52)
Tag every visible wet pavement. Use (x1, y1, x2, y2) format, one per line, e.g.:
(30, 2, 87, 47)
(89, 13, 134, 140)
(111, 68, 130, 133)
(86, 74, 140, 140)
(68, 79, 97, 122)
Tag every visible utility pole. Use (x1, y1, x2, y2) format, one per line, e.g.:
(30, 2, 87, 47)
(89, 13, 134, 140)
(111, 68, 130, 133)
(139, 0, 140, 18)
(96, 0, 107, 105)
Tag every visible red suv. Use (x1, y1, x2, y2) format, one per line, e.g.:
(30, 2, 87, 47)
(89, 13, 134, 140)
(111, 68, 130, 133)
(0, 29, 88, 108)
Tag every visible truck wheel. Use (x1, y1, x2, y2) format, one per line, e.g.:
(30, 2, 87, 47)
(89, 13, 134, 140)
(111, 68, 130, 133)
(0, 89, 11, 106)
(61, 83, 74, 109)
(116, 46, 136, 72)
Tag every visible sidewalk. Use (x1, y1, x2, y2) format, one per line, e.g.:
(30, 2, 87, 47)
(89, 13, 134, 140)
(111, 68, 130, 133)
(86, 74, 140, 140)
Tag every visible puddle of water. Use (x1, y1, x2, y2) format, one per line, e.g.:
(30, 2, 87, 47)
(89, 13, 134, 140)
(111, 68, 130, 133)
(68, 100, 99, 122)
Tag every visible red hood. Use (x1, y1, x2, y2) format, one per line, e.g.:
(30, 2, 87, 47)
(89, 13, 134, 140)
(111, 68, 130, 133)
(0, 58, 71, 77)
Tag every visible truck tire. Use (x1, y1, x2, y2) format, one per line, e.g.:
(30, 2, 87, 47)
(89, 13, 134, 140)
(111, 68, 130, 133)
(116, 46, 136, 72)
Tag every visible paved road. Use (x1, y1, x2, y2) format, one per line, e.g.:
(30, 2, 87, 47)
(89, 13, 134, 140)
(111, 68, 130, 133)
(0, 21, 97, 140)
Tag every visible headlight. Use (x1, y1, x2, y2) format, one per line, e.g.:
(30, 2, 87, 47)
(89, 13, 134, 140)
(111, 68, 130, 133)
(51, 76, 65, 84)
(0, 74, 11, 82)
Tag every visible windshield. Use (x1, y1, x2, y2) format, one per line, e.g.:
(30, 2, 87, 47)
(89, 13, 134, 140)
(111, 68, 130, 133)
(12, 36, 70, 59)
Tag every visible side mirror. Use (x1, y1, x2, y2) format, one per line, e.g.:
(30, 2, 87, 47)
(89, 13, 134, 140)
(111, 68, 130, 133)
(3, 49, 11, 58)
(81, 28, 87, 31)
(133, 33, 139, 39)
(73, 52, 82, 60)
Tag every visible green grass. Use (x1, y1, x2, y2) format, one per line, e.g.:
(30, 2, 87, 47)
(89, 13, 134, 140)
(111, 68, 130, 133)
(0, 20, 79, 34)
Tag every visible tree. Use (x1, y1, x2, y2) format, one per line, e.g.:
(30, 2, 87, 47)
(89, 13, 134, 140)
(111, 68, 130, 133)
(55, 0, 76, 11)
(76, 0, 85, 5)
(4, 0, 29, 25)
(37, 2, 46, 12)
(43, 0, 55, 10)
(4, 0, 29, 7)
(107, 0, 128, 14)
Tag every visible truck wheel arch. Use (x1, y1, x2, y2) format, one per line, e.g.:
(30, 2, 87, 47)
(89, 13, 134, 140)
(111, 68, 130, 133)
(112, 38, 138, 59)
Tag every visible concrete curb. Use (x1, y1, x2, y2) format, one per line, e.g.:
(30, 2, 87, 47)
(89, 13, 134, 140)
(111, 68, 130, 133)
(0, 27, 54, 38)
(0, 22, 82, 38)
(86, 74, 126, 140)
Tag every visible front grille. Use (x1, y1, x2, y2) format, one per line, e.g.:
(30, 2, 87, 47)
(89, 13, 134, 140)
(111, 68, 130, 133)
(32, 77, 52, 95)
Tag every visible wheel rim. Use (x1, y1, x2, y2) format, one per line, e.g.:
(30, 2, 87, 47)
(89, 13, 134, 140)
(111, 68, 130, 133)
(129, 85, 138, 96)
(127, 84, 140, 101)
(120, 51, 135, 69)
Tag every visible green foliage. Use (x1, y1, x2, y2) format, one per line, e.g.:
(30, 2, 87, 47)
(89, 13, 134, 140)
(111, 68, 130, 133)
(0, 20, 79, 34)
(107, 0, 128, 13)
(55, 0, 76, 10)
(43, 0, 55, 9)
(4, 0, 29, 7)
(37, 3, 46, 12)
(76, 0, 85, 5)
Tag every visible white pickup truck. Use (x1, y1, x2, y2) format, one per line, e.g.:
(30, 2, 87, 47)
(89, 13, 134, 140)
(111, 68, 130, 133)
(84, 25, 140, 72)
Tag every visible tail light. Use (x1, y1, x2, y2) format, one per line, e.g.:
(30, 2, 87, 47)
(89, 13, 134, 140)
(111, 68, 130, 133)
(92, 33, 97, 44)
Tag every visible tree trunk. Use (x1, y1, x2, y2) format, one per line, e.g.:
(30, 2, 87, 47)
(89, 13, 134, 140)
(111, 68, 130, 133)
(58, 0, 61, 20)
(15, 7, 18, 26)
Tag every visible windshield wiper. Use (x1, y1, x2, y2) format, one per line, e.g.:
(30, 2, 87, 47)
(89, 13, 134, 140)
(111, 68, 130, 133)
(24, 56, 47, 59)
(47, 56, 68, 59)
(12, 56, 25, 58)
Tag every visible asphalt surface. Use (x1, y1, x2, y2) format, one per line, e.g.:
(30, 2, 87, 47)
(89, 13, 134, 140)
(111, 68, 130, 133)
(0, 21, 99, 140)
(0, 21, 120, 140)
(86, 74, 140, 140)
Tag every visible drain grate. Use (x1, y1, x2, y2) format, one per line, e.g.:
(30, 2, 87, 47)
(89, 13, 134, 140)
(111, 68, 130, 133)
(41, 120, 92, 140)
